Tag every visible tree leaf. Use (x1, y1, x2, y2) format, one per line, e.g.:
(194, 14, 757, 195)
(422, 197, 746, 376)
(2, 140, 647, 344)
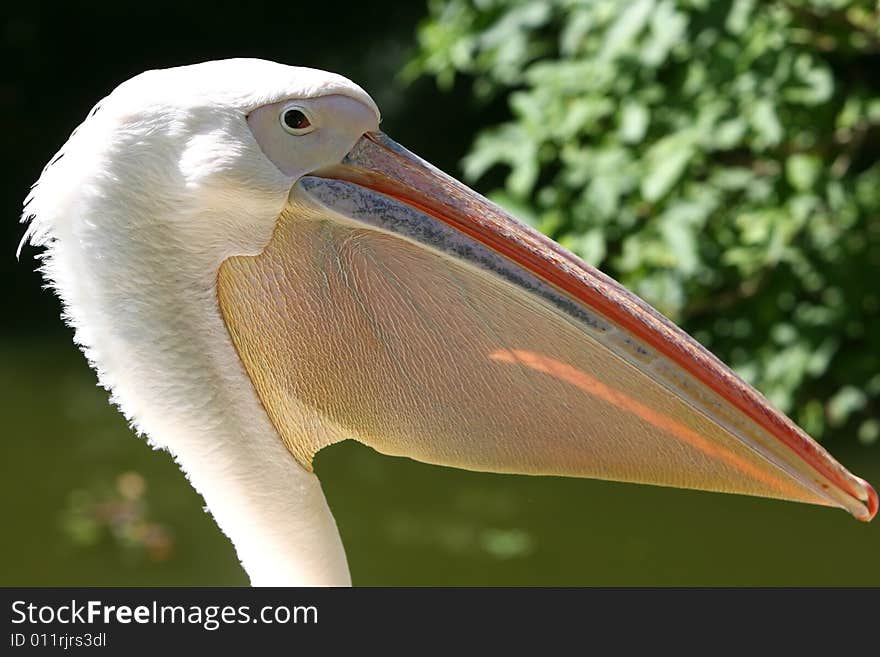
(641, 132, 695, 201)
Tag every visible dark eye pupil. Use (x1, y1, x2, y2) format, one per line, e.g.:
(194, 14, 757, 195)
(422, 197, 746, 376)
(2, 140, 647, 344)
(283, 109, 310, 130)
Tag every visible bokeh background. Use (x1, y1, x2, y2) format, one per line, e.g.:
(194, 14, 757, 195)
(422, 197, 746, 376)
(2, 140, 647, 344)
(2, 0, 879, 585)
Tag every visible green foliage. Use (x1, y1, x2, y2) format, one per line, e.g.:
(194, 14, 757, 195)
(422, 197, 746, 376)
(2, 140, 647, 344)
(409, 0, 880, 444)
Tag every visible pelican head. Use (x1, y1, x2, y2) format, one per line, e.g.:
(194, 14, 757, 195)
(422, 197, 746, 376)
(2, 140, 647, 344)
(22, 59, 876, 585)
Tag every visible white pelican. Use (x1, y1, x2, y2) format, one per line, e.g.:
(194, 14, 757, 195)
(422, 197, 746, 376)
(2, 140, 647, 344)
(21, 59, 876, 586)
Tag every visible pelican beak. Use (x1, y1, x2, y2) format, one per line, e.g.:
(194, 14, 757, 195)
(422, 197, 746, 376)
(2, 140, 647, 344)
(218, 131, 877, 522)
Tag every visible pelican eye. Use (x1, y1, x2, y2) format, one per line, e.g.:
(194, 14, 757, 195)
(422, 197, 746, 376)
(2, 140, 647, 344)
(280, 107, 314, 135)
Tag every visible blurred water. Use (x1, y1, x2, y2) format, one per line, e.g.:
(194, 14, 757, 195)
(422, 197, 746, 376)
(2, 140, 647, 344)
(3, 336, 879, 586)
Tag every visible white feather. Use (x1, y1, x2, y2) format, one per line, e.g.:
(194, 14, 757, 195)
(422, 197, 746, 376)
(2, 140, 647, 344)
(19, 59, 377, 585)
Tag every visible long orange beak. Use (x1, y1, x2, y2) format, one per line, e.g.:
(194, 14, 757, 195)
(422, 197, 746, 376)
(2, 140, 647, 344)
(220, 131, 877, 521)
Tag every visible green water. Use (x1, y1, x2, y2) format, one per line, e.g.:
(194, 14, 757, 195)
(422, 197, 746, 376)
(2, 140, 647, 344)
(3, 336, 879, 586)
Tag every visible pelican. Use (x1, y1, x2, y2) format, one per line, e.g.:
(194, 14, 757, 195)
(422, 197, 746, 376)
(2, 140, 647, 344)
(21, 59, 876, 586)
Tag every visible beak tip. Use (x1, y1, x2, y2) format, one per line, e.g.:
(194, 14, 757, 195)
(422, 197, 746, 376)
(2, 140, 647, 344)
(859, 477, 878, 522)
(849, 476, 878, 522)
